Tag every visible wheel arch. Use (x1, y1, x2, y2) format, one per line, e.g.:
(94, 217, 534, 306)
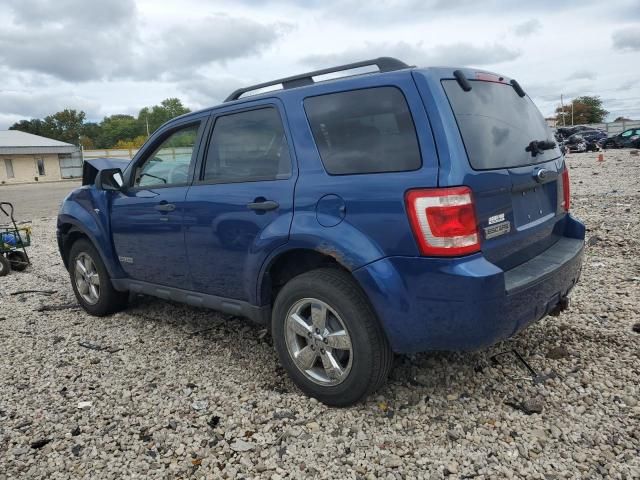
(258, 247, 350, 306)
(57, 219, 124, 278)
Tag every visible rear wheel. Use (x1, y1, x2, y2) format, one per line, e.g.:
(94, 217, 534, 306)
(69, 239, 128, 316)
(0, 255, 10, 276)
(7, 251, 28, 271)
(272, 268, 392, 407)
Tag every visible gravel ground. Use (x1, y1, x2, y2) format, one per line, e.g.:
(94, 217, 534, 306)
(0, 151, 638, 479)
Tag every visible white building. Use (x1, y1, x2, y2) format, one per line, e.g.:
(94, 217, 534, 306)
(0, 130, 82, 184)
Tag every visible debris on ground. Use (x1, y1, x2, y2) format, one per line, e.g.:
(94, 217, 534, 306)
(0, 151, 638, 478)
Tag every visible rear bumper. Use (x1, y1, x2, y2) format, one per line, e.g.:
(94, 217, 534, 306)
(353, 214, 585, 353)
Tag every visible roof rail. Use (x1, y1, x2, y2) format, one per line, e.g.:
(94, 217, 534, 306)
(224, 57, 411, 102)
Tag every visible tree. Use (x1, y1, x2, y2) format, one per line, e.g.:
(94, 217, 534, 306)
(9, 119, 47, 137)
(96, 115, 143, 148)
(613, 116, 632, 122)
(80, 122, 101, 149)
(7, 97, 192, 149)
(41, 109, 86, 144)
(114, 135, 147, 149)
(555, 96, 608, 125)
(138, 98, 190, 136)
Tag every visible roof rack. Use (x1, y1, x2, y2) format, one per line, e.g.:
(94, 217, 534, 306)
(224, 57, 411, 102)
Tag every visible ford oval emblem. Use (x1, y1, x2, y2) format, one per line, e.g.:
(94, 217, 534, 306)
(534, 169, 548, 183)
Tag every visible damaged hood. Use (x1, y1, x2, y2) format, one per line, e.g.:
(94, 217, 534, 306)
(82, 157, 131, 186)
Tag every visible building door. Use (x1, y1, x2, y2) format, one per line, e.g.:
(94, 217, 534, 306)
(59, 152, 83, 178)
(4, 159, 14, 179)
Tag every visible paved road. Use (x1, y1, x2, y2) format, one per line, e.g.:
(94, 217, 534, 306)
(0, 181, 81, 222)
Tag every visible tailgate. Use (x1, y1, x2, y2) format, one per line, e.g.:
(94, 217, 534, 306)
(440, 74, 567, 270)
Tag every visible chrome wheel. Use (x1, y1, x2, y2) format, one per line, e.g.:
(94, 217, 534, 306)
(284, 298, 353, 386)
(74, 253, 100, 305)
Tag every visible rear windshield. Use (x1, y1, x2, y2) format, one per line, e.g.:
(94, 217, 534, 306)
(304, 87, 422, 175)
(442, 80, 561, 170)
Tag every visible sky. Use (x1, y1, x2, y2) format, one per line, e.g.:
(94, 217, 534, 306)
(1, 0, 639, 129)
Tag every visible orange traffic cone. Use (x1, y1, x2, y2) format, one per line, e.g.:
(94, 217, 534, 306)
(598, 153, 604, 162)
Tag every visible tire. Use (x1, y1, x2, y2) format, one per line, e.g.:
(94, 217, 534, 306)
(271, 268, 393, 407)
(69, 239, 128, 316)
(0, 255, 10, 276)
(7, 251, 28, 271)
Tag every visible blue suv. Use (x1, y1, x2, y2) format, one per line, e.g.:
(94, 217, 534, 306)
(57, 58, 585, 406)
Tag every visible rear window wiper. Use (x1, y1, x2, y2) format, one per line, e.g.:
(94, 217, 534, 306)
(525, 139, 556, 157)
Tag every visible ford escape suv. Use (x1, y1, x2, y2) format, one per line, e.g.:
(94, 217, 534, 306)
(57, 58, 585, 406)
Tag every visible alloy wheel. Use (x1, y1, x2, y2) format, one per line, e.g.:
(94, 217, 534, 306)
(284, 298, 353, 386)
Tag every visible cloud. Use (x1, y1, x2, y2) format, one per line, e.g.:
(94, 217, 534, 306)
(120, 16, 292, 81)
(0, 91, 102, 120)
(0, 0, 138, 82)
(175, 74, 246, 107)
(566, 70, 597, 81)
(612, 27, 640, 51)
(513, 19, 541, 37)
(0, 2, 291, 83)
(301, 41, 521, 69)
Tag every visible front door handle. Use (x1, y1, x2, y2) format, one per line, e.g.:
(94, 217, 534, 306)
(247, 200, 279, 211)
(155, 203, 176, 212)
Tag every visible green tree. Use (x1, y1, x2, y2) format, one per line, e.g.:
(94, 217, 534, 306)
(555, 96, 608, 125)
(9, 119, 47, 137)
(41, 109, 86, 144)
(138, 98, 191, 136)
(96, 115, 143, 148)
(80, 122, 101, 149)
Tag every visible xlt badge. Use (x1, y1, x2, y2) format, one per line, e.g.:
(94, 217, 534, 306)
(484, 221, 510, 239)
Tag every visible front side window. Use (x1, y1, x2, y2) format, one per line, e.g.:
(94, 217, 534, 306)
(621, 129, 634, 137)
(135, 123, 200, 188)
(203, 107, 291, 183)
(304, 87, 422, 175)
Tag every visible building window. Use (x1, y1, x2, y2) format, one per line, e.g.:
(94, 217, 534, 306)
(35, 158, 46, 176)
(4, 159, 14, 178)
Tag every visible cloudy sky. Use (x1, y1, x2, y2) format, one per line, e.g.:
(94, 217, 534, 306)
(1, 0, 639, 129)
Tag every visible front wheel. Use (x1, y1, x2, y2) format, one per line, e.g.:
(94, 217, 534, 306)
(272, 268, 392, 407)
(69, 239, 128, 316)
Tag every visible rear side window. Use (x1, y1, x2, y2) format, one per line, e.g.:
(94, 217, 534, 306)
(304, 87, 422, 175)
(203, 107, 291, 183)
(442, 79, 560, 170)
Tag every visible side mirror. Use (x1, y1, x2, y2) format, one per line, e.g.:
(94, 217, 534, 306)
(95, 168, 124, 191)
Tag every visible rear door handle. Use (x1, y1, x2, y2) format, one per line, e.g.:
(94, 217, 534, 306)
(247, 200, 279, 211)
(155, 203, 176, 212)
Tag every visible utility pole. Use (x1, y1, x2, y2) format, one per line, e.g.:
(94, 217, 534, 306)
(560, 94, 565, 126)
(146, 115, 150, 137)
(571, 101, 574, 126)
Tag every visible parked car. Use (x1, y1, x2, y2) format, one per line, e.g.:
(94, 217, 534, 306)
(556, 125, 601, 140)
(565, 134, 587, 153)
(57, 58, 585, 406)
(565, 131, 604, 152)
(602, 128, 640, 149)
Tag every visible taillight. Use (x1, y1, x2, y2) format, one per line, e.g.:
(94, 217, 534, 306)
(405, 186, 480, 256)
(561, 168, 570, 212)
